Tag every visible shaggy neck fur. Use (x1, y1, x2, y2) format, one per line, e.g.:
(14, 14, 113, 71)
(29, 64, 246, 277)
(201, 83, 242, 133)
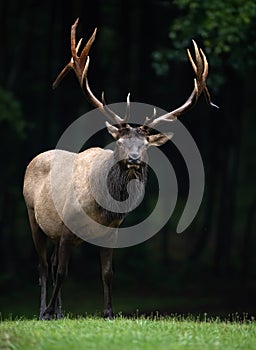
(91, 149, 148, 224)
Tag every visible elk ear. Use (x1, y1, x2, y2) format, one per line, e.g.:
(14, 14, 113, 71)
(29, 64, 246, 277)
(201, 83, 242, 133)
(106, 121, 120, 140)
(147, 132, 174, 147)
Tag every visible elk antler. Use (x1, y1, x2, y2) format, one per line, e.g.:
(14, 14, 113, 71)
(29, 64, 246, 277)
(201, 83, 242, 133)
(142, 40, 218, 131)
(52, 18, 130, 126)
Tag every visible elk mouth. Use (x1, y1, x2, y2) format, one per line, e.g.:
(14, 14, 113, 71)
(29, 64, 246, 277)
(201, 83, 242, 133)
(127, 163, 140, 170)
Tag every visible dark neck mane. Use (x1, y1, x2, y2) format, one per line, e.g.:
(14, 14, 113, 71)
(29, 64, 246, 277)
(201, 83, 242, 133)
(107, 161, 147, 201)
(102, 155, 148, 223)
(90, 150, 148, 225)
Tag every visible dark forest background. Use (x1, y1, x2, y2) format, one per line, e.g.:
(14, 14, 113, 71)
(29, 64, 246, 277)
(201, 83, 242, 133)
(0, 0, 255, 318)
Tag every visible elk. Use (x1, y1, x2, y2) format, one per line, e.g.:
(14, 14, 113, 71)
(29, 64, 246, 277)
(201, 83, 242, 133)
(23, 18, 217, 320)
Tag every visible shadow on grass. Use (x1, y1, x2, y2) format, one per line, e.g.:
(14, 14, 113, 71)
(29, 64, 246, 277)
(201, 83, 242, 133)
(1, 277, 255, 322)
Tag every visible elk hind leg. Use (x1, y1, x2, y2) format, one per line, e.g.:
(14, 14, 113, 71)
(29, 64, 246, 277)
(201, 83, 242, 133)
(43, 228, 73, 320)
(51, 243, 64, 319)
(28, 208, 48, 320)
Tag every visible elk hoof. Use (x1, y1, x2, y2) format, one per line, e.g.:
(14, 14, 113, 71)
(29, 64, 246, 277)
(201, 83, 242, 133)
(103, 309, 114, 320)
(57, 311, 64, 319)
(40, 307, 55, 320)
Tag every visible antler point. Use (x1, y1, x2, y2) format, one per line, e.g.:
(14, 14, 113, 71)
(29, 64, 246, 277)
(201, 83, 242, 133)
(101, 91, 106, 104)
(211, 102, 219, 109)
(73, 18, 79, 27)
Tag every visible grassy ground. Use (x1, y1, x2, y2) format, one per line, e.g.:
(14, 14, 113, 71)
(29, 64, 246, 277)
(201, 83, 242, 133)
(0, 315, 255, 350)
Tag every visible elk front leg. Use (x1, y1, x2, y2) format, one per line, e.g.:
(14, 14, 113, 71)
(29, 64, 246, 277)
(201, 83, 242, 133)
(42, 228, 73, 320)
(100, 247, 114, 319)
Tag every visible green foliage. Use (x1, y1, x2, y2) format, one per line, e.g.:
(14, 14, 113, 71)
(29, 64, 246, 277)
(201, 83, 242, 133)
(153, 0, 256, 87)
(1, 316, 256, 350)
(0, 86, 26, 138)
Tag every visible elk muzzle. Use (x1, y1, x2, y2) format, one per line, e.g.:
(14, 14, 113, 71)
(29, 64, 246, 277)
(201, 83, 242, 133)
(127, 152, 141, 169)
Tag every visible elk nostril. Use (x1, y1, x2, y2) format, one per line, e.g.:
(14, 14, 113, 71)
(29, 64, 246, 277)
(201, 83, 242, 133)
(128, 153, 140, 164)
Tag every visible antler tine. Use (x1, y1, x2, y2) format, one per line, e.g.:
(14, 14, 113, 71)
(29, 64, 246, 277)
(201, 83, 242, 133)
(146, 107, 157, 124)
(199, 47, 218, 108)
(192, 40, 203, 78)
(144, 40, 218, 130)
(140, 107, 157, 132)
(200, 48, 208, 83)
(52, 64, 72, 90)
(101, 92, 132, 126)
(52, 37, 83, 90)
(101, 92, 125, 125)
(123, 93, 131, 123)
(80, 28, 97, 64)
(187, 47, 197, 74)
(71, 18, 79, 58)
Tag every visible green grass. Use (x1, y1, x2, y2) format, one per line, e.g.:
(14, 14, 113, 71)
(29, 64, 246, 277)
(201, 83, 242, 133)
(0, 315, 255, 350)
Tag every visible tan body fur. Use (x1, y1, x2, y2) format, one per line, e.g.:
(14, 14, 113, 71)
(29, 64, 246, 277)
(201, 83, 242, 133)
(24, 148, 122, 242)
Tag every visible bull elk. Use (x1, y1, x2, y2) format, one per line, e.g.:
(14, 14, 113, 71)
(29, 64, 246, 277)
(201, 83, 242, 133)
(23, 18, 217, 320)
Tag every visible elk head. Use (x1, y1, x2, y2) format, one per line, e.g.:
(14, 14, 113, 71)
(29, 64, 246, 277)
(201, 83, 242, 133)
(105, 122, 172, 172)
(52, 18, 218, 173)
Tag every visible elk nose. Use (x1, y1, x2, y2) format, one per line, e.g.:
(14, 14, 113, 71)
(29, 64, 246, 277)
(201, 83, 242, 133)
(128, 153, 141, 164)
